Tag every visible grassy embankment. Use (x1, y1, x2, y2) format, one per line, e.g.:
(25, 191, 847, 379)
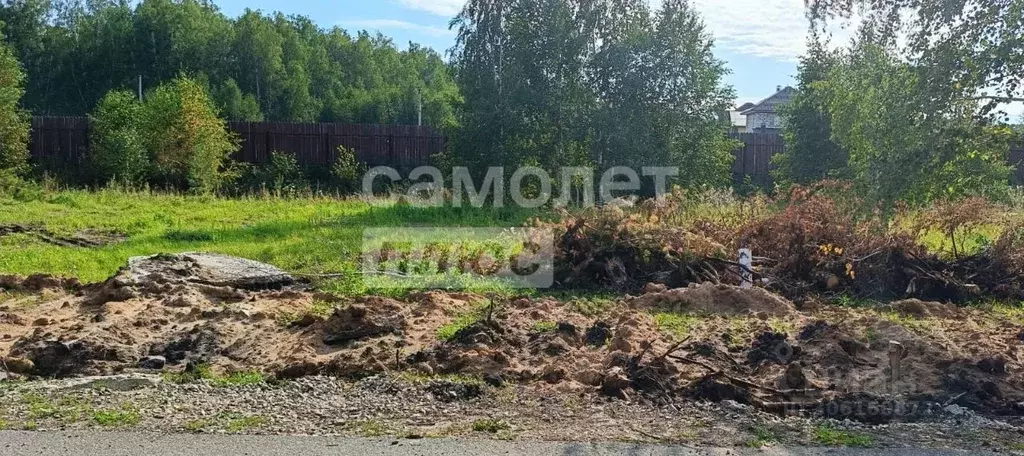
(0, 189, 535, 295)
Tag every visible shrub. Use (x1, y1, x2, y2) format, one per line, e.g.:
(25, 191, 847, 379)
(244, 151, 306, 194)
(90, 90, 147, 184)
(0, 36, 29, 175)
(142, 76, 239, 192)
(331, 145, 363, 193)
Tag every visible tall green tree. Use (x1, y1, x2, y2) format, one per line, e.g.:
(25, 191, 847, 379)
(816, 41, 1012, 207)
(806, 0, 1024, 123)
(774, 34, 847, 186)
(0, 0, 461, 128)
(90, 89, 147, 183)
(451, 0, 734, 187)
(0, 25, 29, 175)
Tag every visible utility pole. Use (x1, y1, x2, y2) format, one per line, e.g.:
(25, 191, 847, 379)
(416, 88, 422, 126)
(138, 75, 143, 101)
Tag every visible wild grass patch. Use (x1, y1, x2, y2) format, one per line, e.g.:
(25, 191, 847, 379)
(653, 312, 704, 340)
(813, 425, 873, 447)
(92, 405, 141, 427)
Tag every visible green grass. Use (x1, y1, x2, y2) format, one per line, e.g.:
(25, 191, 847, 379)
(356, 419, 389, 437)
(653, 312, 704, 340)
(745, 425, 777, 448)
(184, 419, 213, 432)
(18, 393, 93, 425)
(531, 321, 557, 333)
(394, 372, 485, 386)
(210, 371, 266, 387)
(225, 415, 268, 432)
(813, 425, 873, 447)
(92, 405, 141, 427)
(436, 299, 494, 341)
(879, 310, 934, 335)
(0, 189, 537, 296)
(437, 312, 483, 341)
(472, 418, 511, 433)
(163, 364, 265, 387)
(992, 301, 1024, 325)
(563, 295, 618, 317)
(308, 299, 337, 318)
(767, 318, 796, 336)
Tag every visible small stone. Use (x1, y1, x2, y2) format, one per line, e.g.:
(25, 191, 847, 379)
(585, 322, 612, 347)
(643, 283, 668, 294)
(483, 373, 504, 388)
(32, 317, 52, 326)
(3, 356, 34, 374)
(574, 369, 604, 386)
(541, 365, 567, 384)
(140, 355, 167, 370)
(600, 367, 631, 399)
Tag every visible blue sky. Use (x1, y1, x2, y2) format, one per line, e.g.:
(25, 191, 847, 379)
(213, 0, 852, 107)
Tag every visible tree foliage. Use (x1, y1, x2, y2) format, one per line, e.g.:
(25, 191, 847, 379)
(90, 89, 147, 183)
(775, 35, 847, 186)
(815, 41, 1012, 207)
(805, 0, 1024, 122)
(450, 0, 735, 188)
(0, 25, 28, 175)
(0, 0, 460, 129)
(142, 76, 238, 192)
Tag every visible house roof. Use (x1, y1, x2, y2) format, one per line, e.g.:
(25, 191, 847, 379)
(728, 110, 746, 127)
(741, 86, 797, 115)
(736, 102, 756, 112)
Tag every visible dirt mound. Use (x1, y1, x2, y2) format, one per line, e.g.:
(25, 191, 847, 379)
(0, 274, 82, 292)
(1, 256, 1023, 423)
(323, 300, 405, 345)
(890, 299, 958, 318)
(628, 283, 797, 317)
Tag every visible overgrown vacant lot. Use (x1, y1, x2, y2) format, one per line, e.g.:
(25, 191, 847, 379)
(0, 189, 532, 293)
(3, 186, 1024, 450)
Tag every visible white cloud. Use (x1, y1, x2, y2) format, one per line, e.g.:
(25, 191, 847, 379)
(690, 0, 858, 62)
(391, 0, 857, 62)
(340, 19, 455, 38)
(395, 0, 464, 17)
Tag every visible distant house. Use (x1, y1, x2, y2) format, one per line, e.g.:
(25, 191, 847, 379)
(726, 102, 756, 134)
(741, 86, 797, 132)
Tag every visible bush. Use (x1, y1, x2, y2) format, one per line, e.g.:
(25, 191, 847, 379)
(142, 76, 239, 192)
(815, 43, 1011, 208)
(90, 90, 147, 184)
(0, 36, 29, 175)
(241, 151, 306, 194)
(331, 145, 363, 193)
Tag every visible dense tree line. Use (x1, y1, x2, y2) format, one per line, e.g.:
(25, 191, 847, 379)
(450, 0, 736, 189)
(0, 0, 460, 129)
(775, 1, 1023, 208)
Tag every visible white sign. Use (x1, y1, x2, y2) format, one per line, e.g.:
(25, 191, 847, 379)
(739, 248, 752, 289)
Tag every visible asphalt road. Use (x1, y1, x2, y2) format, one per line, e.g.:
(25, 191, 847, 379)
(0, 431, 996, 456)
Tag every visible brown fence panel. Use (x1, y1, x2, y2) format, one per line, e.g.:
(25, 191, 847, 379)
(1012, 141, 1024, 185)
(30, 117, 442, 172)
(30, 116, 91, 167)
(730, 133, 784, 188)
(733, 133, 1024, 189)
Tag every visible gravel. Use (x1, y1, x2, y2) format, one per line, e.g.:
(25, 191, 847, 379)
(0, 374, 1020, 450)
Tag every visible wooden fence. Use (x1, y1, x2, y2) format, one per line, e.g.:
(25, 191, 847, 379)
(26, 117, 1024, 185)
(730, 133, 785, 188)
(730, 133, 1024, 187)
(28, 116, 443, 171)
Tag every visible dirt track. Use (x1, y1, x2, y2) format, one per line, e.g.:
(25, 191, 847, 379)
(1, 253, 1023, 430)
